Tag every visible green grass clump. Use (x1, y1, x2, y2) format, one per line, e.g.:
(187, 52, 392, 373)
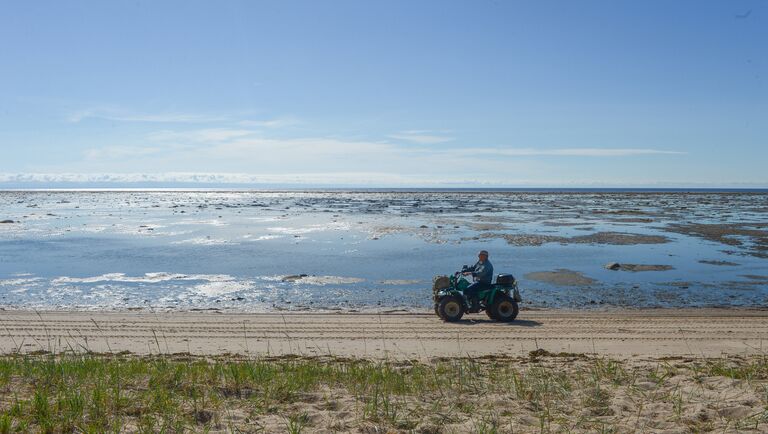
(699, 357, 768, 380)
(0, 354, 765, 432)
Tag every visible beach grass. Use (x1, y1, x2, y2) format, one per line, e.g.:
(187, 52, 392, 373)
(0, 352, 766, 432)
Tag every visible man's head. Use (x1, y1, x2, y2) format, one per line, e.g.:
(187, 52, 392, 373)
(478, 250, 489, 261)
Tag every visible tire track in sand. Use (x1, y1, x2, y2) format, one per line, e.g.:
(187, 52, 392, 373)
(1, 309, 767, 359)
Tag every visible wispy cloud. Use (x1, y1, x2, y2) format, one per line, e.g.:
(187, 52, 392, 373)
(31, 118, 689, 186)
(6, 172, 753, 188)
(0, 172, 552, 187)
(83, 146, 164, 160)
(67, 108, 228, 124)
(148, 128, 256, 143)
(466, 148, 686, 157)
(212, 136, 397, 157)
(77, 128, 685, 175)
(237, 118, 299, 128)
(388, 131, 454, 144)
(67, 107, 301, 129)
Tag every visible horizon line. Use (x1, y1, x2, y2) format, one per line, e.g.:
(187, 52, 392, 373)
(2, 186, 767, 193)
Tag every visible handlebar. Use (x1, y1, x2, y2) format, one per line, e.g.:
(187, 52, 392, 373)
(456, 265, 474, 278)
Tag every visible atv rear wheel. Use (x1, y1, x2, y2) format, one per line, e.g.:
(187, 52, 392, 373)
(490, 295, 518, 322)
(437, 296, 465, 322)
(485, 305, 498, 321)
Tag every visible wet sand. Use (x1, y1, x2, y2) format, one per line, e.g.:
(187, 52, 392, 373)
(2, 309, 767, 359)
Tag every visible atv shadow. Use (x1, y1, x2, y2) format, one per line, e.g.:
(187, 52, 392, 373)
(455, 318, 542, 327)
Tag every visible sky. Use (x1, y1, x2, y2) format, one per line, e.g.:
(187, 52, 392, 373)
(0, 0, 765, 188)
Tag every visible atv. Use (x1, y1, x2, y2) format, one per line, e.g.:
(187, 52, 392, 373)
(432, 265, 522, 322)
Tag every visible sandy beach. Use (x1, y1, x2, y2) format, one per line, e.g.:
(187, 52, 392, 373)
(3, 309, 768, 431)
(2, 308, 767, 359)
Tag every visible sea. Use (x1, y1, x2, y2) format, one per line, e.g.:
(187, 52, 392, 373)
(1, 189, 767, 312)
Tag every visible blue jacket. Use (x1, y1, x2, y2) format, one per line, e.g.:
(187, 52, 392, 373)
(472, 259, 494, 284)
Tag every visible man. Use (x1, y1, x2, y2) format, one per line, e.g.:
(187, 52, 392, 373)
(463, 250, 494, 311)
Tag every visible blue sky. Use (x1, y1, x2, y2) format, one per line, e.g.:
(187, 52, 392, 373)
(0, 0, 765, 187)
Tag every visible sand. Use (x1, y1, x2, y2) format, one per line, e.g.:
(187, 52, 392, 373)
(3, 309, 768, 432)
(2, 308, 767, 359)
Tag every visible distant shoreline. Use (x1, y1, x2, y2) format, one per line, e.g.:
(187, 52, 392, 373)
(1, 187, 768, 193)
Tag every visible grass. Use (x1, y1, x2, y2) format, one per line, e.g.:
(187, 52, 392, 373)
(0, 353, 765, 432)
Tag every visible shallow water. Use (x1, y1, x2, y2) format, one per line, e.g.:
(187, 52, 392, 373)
(0, 191, 766, 311)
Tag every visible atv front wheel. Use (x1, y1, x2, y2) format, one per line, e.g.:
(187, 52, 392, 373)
(437, 296, 465, 322)
(490, 296, 518, 322)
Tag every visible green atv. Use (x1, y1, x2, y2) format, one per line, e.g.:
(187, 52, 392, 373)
(432, 265, 522, 322)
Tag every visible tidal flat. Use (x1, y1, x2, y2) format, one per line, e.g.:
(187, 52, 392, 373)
(0, 190, 766, 311)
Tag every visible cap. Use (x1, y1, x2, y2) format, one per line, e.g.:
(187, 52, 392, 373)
(478, 250, 489, 256)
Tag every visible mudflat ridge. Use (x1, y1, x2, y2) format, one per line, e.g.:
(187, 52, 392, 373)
(1, 309, 767, 359)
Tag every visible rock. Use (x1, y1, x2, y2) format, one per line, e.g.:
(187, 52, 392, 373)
(281, 274, 308, 282)
(605, 262, 674, 272)
(0, 219, 15, 224)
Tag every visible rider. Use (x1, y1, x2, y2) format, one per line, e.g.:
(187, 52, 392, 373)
(463, 250, 493, 311)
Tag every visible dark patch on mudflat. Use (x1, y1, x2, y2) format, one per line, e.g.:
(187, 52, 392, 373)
(472, 231, 669, 247)
(609, 217, 655, 223)
(569, 232, 669, 245)
(525, 269, 597, 286)
(742, 275, 768, 281)
(699, 260, 740, 266)
(606, 263, 674, 272)
(664, 223, 768, 258)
